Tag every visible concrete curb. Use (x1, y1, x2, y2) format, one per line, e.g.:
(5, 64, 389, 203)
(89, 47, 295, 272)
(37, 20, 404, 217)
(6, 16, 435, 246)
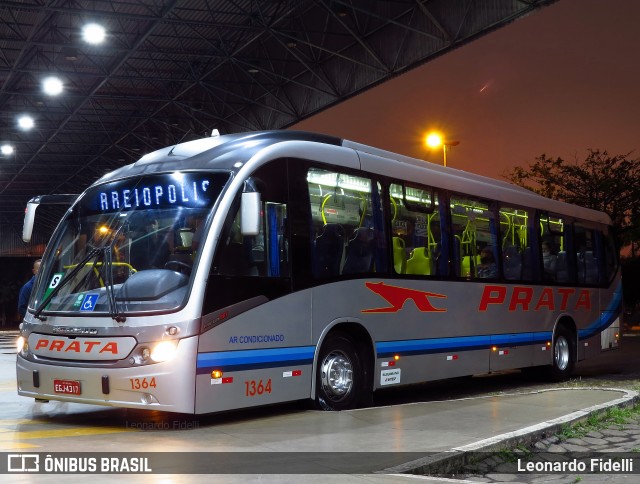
(381, 387, 639, 476)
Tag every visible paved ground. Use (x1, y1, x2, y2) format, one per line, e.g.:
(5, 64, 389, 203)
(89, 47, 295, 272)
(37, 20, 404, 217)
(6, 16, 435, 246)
(413, 334, 640, 483)
(0, 331, 17, 354)
(425, 415, 640, 483)
(1, 329, 640, 483)
(418, 414, 640, 484)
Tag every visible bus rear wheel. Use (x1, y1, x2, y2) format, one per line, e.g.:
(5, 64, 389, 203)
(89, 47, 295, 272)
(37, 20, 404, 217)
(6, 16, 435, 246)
(316, 333, 363, 411)
(549, 325, 575, 382)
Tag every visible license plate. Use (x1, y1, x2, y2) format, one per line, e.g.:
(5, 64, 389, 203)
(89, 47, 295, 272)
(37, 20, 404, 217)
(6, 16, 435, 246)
(53, 379, 81, 395)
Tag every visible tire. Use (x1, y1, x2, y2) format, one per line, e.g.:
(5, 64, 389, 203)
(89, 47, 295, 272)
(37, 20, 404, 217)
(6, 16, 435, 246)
(315, 333, 363, 411)
(548, 325, 576, 382)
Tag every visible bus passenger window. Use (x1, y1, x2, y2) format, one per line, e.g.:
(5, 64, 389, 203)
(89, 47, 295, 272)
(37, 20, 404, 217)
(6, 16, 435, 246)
(574, 223, 599, 285)
(307, 168, 387, 278)
(603, 229, 618, 283)
(499, 206, 534, 281)
(389, 182, 441, 277)
(450, 195, 496, 279)
(539, 214, 567, 283)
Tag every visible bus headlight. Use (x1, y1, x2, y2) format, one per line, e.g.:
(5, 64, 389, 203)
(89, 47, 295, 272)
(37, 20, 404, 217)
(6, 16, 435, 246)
(16, 336, 27, 355)
(150, 341, 178, 363)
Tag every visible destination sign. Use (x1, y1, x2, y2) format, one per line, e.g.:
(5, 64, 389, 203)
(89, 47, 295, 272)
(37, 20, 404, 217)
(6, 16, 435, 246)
(80, 173, 229, 215)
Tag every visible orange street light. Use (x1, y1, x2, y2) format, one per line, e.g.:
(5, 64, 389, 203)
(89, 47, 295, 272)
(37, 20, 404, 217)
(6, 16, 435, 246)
(424, 132, 459, 167)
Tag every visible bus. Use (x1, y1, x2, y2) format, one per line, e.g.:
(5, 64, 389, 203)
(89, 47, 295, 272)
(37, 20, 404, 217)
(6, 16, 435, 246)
(17, 130, 621, 414)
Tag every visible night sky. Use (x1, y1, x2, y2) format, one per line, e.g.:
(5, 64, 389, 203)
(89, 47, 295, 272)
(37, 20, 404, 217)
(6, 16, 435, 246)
(294, 0, 640, 180)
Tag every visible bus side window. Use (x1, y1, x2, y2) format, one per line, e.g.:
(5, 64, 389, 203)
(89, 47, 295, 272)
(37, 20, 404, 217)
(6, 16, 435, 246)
(389, 182, 440, 277)
(213, 206, 258, 276)
(574, 223, 599, 285)
(539, 213, 567, 283)
(450, 195, 496, 279)
(213, 162, 290, 278)
(602, 229, 618, 283)
(499, 206, 534, 281)
(307, 168, 386, 278)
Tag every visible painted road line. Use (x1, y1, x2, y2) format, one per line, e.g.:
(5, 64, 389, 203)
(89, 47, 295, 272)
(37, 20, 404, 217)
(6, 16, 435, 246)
(0, 382, 18, 392)
(0, 425, 134, 450)
(0, 441, 39, 450)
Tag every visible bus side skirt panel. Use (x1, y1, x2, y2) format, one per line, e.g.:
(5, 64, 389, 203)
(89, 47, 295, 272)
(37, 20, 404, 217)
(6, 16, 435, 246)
(194, 365, 313, 414)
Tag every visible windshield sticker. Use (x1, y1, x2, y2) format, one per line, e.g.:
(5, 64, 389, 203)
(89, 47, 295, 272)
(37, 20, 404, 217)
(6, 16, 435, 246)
(72, 293, 85, 308)
(80, 294, 99, 312)
(48, 273, 64, 289)
(43, 272, 65, 301)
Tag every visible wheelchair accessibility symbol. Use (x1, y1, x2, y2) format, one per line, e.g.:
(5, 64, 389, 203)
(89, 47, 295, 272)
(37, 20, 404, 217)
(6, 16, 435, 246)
(80, 294, 99, 312)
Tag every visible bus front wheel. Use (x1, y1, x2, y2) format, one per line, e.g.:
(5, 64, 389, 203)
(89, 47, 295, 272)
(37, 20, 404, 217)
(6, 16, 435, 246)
(315, 333, 363, 411)
(549, 325, 575, 382)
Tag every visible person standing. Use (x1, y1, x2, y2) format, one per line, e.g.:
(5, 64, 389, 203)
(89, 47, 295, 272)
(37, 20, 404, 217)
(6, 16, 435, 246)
(18, 259, 41, 320)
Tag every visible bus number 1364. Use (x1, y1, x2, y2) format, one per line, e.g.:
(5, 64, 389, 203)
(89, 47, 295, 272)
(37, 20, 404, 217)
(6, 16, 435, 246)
(244, 379, 272, 397)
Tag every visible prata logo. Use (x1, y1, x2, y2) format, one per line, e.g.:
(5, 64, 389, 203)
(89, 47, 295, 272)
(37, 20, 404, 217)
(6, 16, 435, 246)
(7, 454, 39, 472)
(362, 282, 447, 313)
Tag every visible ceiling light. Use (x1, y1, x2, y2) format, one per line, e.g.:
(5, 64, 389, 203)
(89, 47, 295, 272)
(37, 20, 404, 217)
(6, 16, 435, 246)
(82, 23, 106, 44)
(1, 144, 14, 156)
(42, 76, 63, 96)
(18, 115, 34, 130)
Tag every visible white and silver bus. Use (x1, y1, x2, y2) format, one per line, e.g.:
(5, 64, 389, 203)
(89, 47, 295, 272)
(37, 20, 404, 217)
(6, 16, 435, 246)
(17, 130, 621, 414)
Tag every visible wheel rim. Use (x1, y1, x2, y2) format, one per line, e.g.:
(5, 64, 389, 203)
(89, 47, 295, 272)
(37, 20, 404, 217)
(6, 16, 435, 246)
(320, 350, 353, 401)
(554, 335, 570, 371)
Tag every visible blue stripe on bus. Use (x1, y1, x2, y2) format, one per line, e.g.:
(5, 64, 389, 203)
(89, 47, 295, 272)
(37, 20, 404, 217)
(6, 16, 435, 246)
(196, 346, 315, 373)
(376, 332, 553, 358)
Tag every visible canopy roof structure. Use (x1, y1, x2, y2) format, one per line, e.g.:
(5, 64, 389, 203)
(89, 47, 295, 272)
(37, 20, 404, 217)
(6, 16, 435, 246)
(0, 0, 556, 254)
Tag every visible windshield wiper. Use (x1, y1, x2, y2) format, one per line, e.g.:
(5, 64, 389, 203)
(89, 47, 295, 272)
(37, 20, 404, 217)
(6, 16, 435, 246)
(34, 224, 128, 323)
(33, 246, 102, 321)
(103, 245, 126, 323)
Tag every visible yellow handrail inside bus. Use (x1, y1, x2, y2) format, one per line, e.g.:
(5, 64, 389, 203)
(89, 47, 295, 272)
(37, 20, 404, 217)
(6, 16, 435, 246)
(63, 261, 136, 288)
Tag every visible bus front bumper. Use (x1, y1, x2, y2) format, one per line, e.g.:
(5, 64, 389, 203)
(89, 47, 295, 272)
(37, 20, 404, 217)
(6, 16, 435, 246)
(16, 337, 198, 414)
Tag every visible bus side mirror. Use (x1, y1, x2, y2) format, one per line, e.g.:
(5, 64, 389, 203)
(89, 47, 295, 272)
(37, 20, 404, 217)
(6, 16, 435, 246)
(22, 194, 77, 242)
(240, 191, 261, 236)
(23, 200, 39, 242)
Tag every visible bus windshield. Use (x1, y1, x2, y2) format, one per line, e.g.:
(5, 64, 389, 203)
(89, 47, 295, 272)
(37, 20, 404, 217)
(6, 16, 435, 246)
(32, 172, 229, 316)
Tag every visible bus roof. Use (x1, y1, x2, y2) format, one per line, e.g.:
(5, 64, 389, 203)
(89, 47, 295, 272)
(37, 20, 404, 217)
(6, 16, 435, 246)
(94, 130, 611, 226)
(344, 139, 612, 226)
